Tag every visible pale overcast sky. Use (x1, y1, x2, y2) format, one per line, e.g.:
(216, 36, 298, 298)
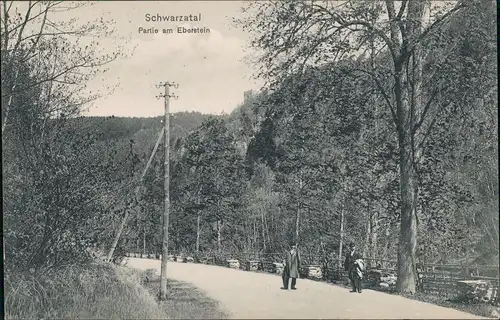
(11, 1, 454, 118)
(52, 1, 263, 117)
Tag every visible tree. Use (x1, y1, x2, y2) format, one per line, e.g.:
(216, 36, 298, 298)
(172, 117, 247, 254)
(1, 1, 135, 271)
(247, 60, 402, 265)
(1, 1, 127, 141)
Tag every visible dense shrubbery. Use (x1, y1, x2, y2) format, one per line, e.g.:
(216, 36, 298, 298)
(4, 262, 168, 319)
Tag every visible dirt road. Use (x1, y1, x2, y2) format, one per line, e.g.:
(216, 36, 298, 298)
(125, 257, 485, 319)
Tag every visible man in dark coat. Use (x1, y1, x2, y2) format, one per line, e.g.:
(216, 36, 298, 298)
(281, 244, 301, 290)
(344, 243, 362, 292)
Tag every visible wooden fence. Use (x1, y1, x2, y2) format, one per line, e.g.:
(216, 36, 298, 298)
(124, 251, 499, 302)
(417, 263, 500, 298)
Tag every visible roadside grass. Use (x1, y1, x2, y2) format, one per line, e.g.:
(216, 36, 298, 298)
(141, 269, 228, 319)
(4, 262, 168, 319)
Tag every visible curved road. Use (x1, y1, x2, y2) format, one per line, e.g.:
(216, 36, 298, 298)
(125, 257, 484, 319)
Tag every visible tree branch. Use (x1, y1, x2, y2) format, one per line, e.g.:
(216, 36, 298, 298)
(415, 101, 451, 161)
(12, 1, 36, 55)
(409, 2, 468, 53)
(385, 0, 400, 43)
(353, 67, 399, 131)
(309, 2, 397, 61)
(21, 3, 49, 62)
(396, 0, 408, 21)
(412, 86, 442, 135)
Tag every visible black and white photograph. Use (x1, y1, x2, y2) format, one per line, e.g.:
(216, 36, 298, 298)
(2, 0, 498, 319)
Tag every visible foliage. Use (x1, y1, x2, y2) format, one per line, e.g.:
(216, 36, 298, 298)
(1, 1, 137, 271)
(170, 116, 248, 253)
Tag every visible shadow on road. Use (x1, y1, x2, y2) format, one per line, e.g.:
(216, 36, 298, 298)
(143, 278, 229, 319)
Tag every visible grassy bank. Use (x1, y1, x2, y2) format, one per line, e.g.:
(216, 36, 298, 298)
(5, 262, 168, 319)
(141, 269, 228, 319)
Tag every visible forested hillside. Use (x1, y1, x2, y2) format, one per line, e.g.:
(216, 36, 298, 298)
(80, 112, 211, 158)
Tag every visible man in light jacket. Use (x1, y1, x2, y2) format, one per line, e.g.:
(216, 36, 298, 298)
(281, 244, 301, 290)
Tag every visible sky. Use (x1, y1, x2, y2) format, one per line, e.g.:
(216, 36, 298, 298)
(50, 1, 263, 117)
(9, 1, 455, 118)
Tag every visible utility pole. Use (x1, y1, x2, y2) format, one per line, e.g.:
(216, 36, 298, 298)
(156, 81, 178, 301)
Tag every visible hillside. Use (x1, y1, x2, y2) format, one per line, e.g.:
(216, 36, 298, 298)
(83, 111, 213, 141)
(75, 112, 216, 161)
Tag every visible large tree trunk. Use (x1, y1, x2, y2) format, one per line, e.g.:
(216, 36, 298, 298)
(394, 0, 425, 295)
(396, 145, 419, 293)
(394, 68, 419, 293)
